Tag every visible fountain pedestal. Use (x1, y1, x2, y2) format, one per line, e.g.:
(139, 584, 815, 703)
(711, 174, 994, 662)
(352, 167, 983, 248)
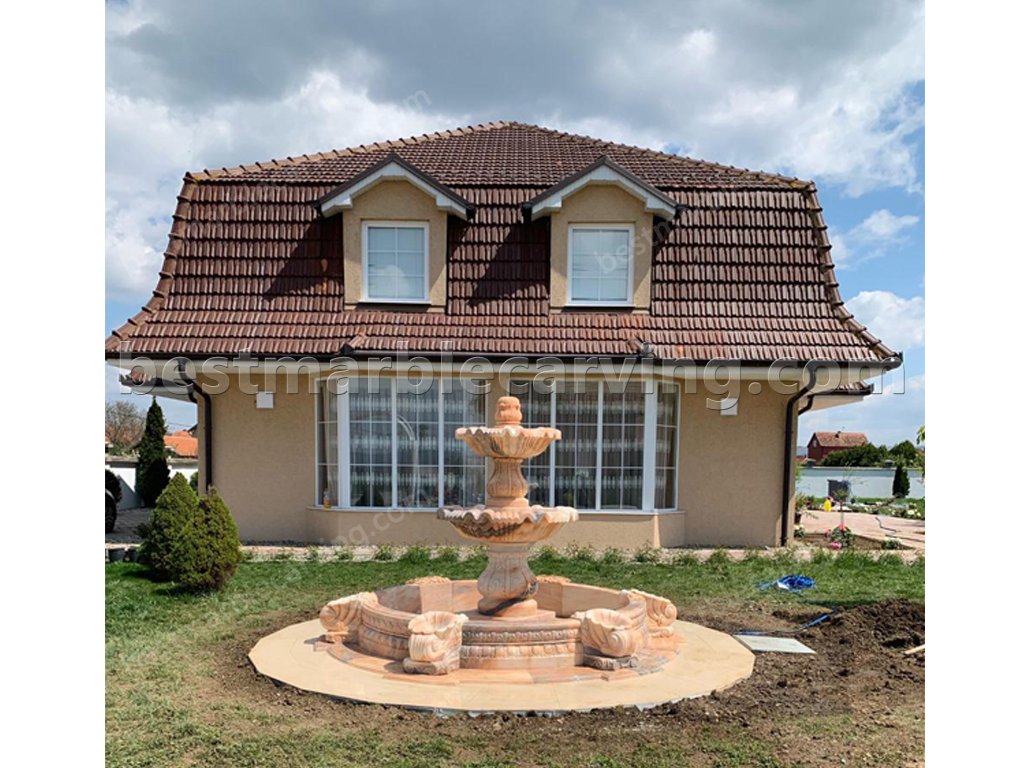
(438, 396, 577, 617)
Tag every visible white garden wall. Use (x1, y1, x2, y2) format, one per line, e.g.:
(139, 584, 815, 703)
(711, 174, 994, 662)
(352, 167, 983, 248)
(105, 457, 198, 509)
(797, 466, 924, 499)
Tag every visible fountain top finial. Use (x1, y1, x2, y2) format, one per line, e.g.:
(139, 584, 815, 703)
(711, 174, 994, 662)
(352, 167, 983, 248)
(494, 396, 522, 427)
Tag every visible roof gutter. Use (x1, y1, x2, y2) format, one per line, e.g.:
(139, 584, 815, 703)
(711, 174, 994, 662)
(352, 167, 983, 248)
(781, 355, 902, 545)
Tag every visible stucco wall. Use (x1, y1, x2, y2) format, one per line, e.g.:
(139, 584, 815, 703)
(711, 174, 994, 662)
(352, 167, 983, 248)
(797, 466, 925, 499)
(202, 372, 317, 541)
(548, 184, 654, 311)
(677, 383, 789, 547)
(199, 372, 788, 547)
(340, 179, 448, 309)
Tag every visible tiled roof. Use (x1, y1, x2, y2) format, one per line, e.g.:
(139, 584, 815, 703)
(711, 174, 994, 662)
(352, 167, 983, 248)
(105, 121, 895, 362)
(811, 431, 869, 449)
(164, 430, 199, 458)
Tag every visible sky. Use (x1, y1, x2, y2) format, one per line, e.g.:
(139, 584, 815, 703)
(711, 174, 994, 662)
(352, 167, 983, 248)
(104, 0, 925, 446)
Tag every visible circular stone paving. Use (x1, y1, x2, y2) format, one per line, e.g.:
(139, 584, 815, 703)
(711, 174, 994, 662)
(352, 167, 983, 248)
(249, 618, 755, 714)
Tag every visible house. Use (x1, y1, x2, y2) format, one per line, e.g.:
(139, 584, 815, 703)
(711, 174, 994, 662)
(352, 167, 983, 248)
(106, 122, 898, 547)
(163, 429, 199, 459)
(806, 431, 869, 462)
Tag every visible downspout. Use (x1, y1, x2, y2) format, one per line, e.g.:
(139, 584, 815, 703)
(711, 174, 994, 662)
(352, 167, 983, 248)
(176, 360, 213, 492)
(781, 356, 902, 545)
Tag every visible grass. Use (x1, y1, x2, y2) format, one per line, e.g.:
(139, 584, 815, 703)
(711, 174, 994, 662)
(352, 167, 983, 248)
(106, 553, 924, 767)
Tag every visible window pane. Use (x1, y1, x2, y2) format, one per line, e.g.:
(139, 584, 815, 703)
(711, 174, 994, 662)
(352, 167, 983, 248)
(570, 228, 631, 303)
(600, 381, 644, 510)
(365, 225, 426, 301)
(348, 377, 393, 507)
(442, 380, 486, 507)
(396, 227, 424, 251)
(317, 380, 338, 505)
(655, 383, 679, 509)
(396, 386, 439, 508)
(554, 380, 599, 509)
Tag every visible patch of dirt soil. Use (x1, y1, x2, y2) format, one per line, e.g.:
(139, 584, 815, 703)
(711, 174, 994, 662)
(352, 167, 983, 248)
(209, 600, 924, 767)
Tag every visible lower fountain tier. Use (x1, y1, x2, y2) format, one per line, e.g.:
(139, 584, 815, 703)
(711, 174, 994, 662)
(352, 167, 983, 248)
(460, 610, 582, 670)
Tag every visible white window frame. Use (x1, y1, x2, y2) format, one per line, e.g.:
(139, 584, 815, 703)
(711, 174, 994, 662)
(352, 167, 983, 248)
(566, 223, 635, 307)
(361, 221, 430, 304)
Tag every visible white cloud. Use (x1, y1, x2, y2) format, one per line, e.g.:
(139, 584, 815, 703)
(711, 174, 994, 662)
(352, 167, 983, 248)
(831, 208, 920, 270)
(854, 209, 919, 240)
(846, 290, 924, 351)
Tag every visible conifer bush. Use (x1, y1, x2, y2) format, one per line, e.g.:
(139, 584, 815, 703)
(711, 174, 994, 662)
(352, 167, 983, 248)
(136, 398, 170, 507)
(139, 473, 198, 580)
(892, 464, 911, 498)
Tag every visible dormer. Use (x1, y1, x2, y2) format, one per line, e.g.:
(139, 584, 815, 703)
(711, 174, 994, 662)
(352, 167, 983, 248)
(523, 157, 680, 313)
(317, 154, 474, 311)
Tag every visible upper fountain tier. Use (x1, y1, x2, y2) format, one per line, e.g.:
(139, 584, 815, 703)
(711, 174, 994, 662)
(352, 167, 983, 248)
(455, 396, 559, 461)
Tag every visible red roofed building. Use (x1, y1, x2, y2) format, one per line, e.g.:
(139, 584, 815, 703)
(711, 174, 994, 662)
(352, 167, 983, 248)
(106, 122, 899, 547)
(806, 431, 869, 462)
(163, 430, 199, 459)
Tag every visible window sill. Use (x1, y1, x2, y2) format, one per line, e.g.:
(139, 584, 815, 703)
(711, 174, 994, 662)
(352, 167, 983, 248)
(358, 298, 431, 306)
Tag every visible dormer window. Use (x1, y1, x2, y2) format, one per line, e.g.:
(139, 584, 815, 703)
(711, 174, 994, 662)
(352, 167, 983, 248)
(362, 222, 428, 302)
(568, 225, 634, 305)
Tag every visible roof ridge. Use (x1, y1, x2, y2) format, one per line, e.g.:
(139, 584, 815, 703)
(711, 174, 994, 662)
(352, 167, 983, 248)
(186, 120, 810, 188)
(188, 121, 513, 181)
(501, 121, 810, 188)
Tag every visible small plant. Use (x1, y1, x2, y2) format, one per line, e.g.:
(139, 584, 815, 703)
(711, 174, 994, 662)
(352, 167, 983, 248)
(373, 544, 396, 561)
(669, 550, 699, 566)
(632, 544, 660, 563)
(825, 525, 854, 549)
(600, 547, 625, 565)
(271, 549, 295, 561)
(399, 544, 432, 564)
(882, 537, 904, 550)
(705, 549, 732, 569)
(793, 525, 806, 539)
(333, 546, 353, 562)
(305, 545, 321, 562)
(433, 545, 460, 563)
(567, 543, 596, 563)
(531, 545, 563, 562)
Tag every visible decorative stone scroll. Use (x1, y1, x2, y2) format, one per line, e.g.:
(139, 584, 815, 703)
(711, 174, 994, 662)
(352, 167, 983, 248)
(319, 592, 378, 644)
(403, 611, 468, 675)
(574, 607, 645, 670)
(629, 589, 680, 648)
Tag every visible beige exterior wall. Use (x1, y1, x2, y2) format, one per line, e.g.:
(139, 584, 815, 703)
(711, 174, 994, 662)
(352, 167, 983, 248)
(197, 372, 788, 548)
(548, 184, 654, 312)
(676, 382, 789, 547)
(340, 179, 448, 310)
(200, 372, 317, 541)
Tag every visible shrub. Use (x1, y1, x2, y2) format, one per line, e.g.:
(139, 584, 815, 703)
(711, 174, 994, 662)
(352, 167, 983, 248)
(433, 545, 460, 563)
(632, 544, 660, 563)
(399, 544, 432, 564)
(188, 472, 199, 494)
(136, 399, 170, 507)
(139, 473, 199, 580)
(669, 550, 699, 566)
(373, 544, 396, 561)
(793, 525, 806, 539)
(567, 543, 596, 563)
(173, 487, 241, 592)
(333, 546, 353, 562)
(600, 547, 625, 565)
(105, 492, 117, 534)
(882, 537, 904, 550)
(826, 525, 854, 549)
(531, 545, 563, 563)
(105, 469, 123, 506)
(892, 464, 911, 498)
(305, 545, 321, 562)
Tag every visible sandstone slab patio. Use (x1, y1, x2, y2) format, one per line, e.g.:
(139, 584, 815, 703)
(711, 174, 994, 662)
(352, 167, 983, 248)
(249, 617, 754, 714)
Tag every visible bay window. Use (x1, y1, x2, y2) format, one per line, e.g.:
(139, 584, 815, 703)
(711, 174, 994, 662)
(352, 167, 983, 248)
(316, 377, 679, 511)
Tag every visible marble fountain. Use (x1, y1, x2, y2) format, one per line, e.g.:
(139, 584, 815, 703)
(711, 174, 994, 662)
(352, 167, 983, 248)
(249, 396, 754, 713)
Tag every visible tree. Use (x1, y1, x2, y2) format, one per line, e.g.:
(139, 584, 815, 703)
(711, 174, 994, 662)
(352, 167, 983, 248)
(136, 398, 170, 507)
(888, 440, 921, 468)
(820, 443, 886, 467)
(892, 464, 910, 498)
(916, 425, 925, 478)
(139, 473, 199, 580)
(105, 400, 145, 454)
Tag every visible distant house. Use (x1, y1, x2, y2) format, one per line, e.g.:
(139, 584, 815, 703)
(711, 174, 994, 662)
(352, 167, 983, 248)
(164, 430, 199, 459)
(807, 431, 868, 462)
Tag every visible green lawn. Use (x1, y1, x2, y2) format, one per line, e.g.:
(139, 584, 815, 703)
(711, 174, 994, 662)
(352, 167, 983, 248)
(106, 550, 924, 767)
